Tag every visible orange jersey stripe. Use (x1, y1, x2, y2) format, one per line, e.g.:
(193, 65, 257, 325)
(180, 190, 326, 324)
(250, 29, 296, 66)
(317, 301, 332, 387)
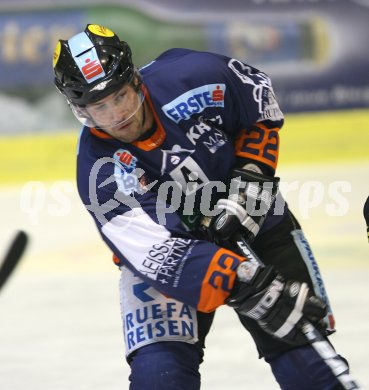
(132, 86, 166, 151)
(90, 127, 113, 139)
(197, 249, 245, 313)
(112, 254, 120, 265)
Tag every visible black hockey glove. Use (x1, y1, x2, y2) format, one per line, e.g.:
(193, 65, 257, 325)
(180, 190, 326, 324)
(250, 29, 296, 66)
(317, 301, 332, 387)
(226, 261, 327, 345)
(206, 168, 280, 247)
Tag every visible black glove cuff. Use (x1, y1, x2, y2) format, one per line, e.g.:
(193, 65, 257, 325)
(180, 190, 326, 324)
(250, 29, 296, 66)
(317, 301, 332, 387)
(226, 264, 278, 308)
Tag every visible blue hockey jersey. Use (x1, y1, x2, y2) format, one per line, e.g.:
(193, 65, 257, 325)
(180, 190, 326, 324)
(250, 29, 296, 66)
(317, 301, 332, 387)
(77, 48, 286, 313)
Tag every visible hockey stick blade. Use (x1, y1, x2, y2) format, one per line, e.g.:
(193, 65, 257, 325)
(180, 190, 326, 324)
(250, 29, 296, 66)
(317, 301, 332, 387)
(363, 196, 369, 242)
(231, 232, 362, 390)
(0, 231, 29, 291)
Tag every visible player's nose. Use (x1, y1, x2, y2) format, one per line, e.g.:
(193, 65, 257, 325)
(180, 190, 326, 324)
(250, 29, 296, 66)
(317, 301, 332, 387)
(111, 106, 127, 124)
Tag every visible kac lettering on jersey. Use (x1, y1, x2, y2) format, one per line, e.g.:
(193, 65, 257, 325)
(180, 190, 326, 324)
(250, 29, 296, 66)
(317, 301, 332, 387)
(113, 149, 139, 195)
(162, 84, 226, 123)
(185, 114, 228, 153)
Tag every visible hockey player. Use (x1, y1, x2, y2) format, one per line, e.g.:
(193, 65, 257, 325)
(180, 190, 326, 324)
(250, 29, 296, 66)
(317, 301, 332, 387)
(53, 24, 353, 389)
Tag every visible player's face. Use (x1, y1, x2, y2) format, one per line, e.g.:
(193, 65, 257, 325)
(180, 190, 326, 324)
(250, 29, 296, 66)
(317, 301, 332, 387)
(85, 83, 152, 143)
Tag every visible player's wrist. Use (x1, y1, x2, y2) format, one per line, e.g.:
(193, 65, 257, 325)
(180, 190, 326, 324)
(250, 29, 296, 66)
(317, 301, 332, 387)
(226, 263, 278, 308)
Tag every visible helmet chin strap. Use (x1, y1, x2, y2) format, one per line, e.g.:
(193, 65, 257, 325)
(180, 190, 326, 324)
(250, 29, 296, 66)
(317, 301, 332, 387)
(141, 98, 146, 129)
(136, 100, 157, 142)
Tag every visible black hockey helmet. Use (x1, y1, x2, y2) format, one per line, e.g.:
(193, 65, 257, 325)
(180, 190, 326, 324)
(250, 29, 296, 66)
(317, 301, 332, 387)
(53, 24, 145, 128)
(53, 24, 137, 106)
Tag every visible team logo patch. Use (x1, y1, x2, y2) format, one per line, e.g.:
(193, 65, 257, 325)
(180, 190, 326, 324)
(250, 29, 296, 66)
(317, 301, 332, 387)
(162, 84, 226, 123)
(88, 24, 115, 38)
(114, 149, 137, 173)
(81, 58, 104, 81)
(113, 149, 139, 195)
(68, 32, 106, 84)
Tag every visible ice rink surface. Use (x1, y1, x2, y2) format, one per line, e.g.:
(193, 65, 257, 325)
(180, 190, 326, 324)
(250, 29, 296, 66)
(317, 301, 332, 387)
(0, 161, 368, 389)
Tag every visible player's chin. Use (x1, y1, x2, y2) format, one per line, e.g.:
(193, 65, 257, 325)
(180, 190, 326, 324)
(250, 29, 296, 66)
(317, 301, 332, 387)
(115, 128, 141, 143)
(112, 123, 135, 141)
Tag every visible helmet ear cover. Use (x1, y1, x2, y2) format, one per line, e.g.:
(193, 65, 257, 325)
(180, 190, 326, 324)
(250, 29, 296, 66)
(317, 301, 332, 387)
(53, 24, 135, 106)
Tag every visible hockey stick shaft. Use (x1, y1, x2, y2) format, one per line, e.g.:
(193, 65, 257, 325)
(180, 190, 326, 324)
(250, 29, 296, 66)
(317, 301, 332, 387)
(300, 321, 361, 390)
(0, 231, 28, 291)
(232, 232, 362, 390)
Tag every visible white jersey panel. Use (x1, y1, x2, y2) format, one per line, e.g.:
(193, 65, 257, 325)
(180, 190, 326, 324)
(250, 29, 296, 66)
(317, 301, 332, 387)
(101, 208, 171, 271)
